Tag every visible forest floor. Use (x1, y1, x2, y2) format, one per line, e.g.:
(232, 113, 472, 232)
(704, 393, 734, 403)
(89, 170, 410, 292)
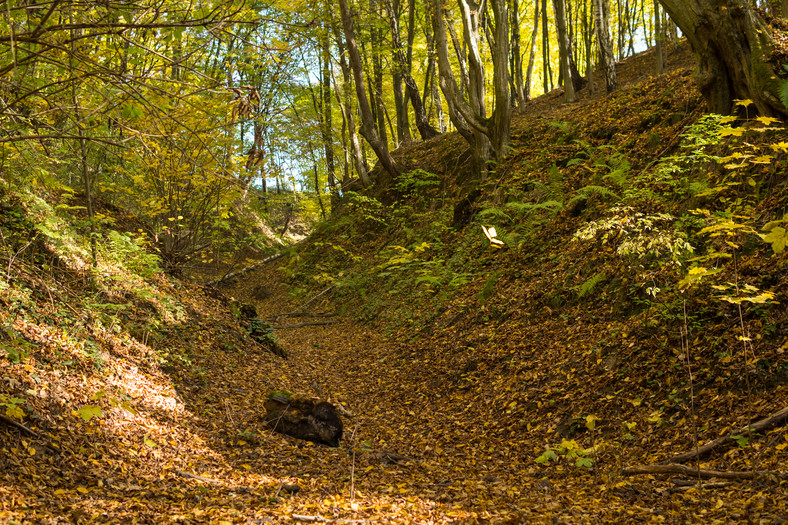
(2, 41, 788, 524)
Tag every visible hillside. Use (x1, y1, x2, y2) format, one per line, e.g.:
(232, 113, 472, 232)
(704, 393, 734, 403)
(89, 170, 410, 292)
(2, 40, 788, 524)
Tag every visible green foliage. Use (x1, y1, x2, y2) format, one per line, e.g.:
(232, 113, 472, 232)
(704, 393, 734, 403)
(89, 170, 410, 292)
(535, 439, 596, 468)
(248, 318, 279, 348)
(573, 206, 693, 272)
(395, 169, 441, 199)
(566, 185, 621, 209)
(0, 394, 25, 419)
(576, 273, 606, 300)
(105, 230, 161, 278)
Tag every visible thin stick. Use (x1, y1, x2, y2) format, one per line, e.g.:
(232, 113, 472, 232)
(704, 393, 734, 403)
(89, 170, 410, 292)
(350, 424, 359, 502)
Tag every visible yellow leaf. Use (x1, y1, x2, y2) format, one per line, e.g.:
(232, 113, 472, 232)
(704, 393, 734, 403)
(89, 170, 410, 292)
(77, 487, 89, 494)
(755, 116, 778, 126)
(734, 98, 753, 107)
(240, 464, 251, 470)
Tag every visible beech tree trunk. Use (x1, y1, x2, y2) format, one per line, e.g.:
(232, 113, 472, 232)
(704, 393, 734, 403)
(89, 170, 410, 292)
(553, 0, 576, 102)
(524, 0, 540, 103)
(430, 0, 511, 177)
(594, 0, 617, 93)
(511, 0, 526, 108)
(384, 0, 440, 141)
(657, 0, 786, 116)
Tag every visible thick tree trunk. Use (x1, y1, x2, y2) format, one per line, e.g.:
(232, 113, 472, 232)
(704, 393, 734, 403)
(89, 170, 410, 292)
(429, 0, 510, 176)
(489, 0, 512, 157)
(657, 0, 786, 116)
(594, 0, 617, 93)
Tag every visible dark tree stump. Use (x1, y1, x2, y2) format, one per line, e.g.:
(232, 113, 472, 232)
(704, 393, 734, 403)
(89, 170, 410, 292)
(263, 395, 343, 447)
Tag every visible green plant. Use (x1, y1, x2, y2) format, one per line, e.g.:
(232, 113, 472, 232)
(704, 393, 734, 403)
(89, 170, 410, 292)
(0, 394, 25, 419)
(535, 439, 596, 468)
(395, 169, 441, 199)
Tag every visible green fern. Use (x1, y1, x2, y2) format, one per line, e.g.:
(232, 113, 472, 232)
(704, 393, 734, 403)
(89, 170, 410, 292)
(477, 206, 513, 224)
(577, 272, 606, 300)
(779, 79, 788, 110)
(566, 185, 621, 209)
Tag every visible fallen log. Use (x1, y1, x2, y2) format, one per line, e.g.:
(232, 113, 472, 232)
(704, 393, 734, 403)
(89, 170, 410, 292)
(661, 405, 788, 464)
(622, 463, 788, 480)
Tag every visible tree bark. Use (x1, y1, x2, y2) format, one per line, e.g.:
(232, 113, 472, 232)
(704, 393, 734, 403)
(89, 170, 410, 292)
(553, 0, 576, 102)
(594, 0, 617, 93)
(384, 0, 440, 141)
(332, 26, 372, 187)
(657, 0, 787, 116)
(524, 0, 540, 103)
(429, 0, 510, 176)
(338, 0, 400, 182)
(510, 0, 526, 109)
(654, 0, 664, 75)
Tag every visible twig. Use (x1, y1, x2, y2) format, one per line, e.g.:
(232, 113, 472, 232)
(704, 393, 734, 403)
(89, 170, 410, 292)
(273, 320, 339, 329)
(0, 414, 39, 437)
(292, 515, 366, 524)
(660, 405, 788, 464)
(205, 243, 303, 286)
(298, 285, 335, 312)
(175, 470, 223, 484)
(350, 424, 358, 502)
(268, 312, 336, 320)
(668, 482, 733, 493)
(622, 463, 788, 480)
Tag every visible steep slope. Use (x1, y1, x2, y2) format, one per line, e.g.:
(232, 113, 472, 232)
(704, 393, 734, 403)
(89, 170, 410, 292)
(2, 40, 787, 524)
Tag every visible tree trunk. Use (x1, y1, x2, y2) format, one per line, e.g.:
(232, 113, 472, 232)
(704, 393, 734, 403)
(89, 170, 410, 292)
(489, 0, 512, 157)
(594, 0, 617, 93)
(319, 23, 339, 207)
(524, 0, 540, 103)
(541, 0, 552, 92)
(657, 0, 787, 116)
(553, 0, 576, 103)
(332, 26, 372, 187)
(384, 0, 440, 141)
(654, 0, 664, 75)
(429, 0, 511, 176)
(583, 0, 595, 95)
(511, 0, 526, 109)
(338, 0, 400, 183)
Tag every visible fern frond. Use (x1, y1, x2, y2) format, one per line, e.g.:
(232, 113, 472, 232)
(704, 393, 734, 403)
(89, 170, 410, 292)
(566, 185, 621, 209)
(476, 206, 513, 223)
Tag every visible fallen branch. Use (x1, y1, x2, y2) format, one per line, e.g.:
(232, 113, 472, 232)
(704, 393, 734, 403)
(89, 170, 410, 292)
(268, 312, 337, 320)
(0, 414, 39, 437)
(668, 482, 733, 493)
(298, 285, 335, 311)
(661, 405, 788, 464)
(206, 240, 306, 286)
(175, 469, 223, 484)
(292, 515, 366, 524)
(622, 463, 788, 480)
(273, 320, 339, 329)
